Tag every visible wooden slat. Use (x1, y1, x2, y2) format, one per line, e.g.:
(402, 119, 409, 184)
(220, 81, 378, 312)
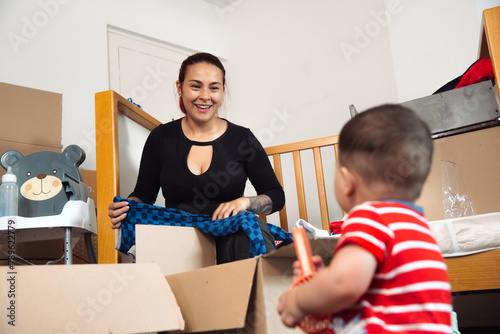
(482, 7, 500, 99)
(313, 147, 329, 231)
(292, 150, 307, 221)
(265, 135, 339, 156)
(95, 90, 161, 264)
(264, 136, 340, 232)
(445, 249, 500, 292)
(273, 154, 289, 232)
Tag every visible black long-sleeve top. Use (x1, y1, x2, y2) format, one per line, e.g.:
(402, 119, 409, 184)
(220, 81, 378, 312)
(129, 118, 285, 215)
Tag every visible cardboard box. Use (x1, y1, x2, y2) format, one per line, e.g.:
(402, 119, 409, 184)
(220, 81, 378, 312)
(0, 263, 184, 333)
(0, 82, 62, 156)
(136, 225, 216, 275)
(136, 225, 338, 333)
(416, 126, 500, 221)
(81, 169, 98, 205)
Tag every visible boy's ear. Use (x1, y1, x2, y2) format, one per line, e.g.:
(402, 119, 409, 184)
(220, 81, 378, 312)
(339, 166, 356, 198)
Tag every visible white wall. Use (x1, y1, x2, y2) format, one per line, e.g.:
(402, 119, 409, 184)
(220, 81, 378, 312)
(0, 0, 229, 170)
(222, 0, 500, 148)
(223, 0, 399, 147)
(388, 0, 488, 102)
(1, 0, 499, 170)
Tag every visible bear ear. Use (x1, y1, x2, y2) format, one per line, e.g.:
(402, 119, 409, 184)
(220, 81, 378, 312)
(0, 150, 24, 170)
(63, 145, 86, 167)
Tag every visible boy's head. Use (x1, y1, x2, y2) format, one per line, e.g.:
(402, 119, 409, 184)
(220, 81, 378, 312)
(336, 104, 433, 209)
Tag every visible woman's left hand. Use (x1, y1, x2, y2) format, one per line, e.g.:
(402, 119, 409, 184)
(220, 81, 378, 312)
(212, 197, 250, 220)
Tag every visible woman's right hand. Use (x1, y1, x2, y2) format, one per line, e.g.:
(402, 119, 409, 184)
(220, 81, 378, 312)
(108, 201, 129, 229)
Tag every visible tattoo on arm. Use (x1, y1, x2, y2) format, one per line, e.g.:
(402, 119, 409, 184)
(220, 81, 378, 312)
(248, 195, 273, 215)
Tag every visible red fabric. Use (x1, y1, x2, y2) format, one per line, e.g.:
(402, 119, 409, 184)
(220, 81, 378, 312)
(329, 220, 343, 235)
(455, 58, 494, 89)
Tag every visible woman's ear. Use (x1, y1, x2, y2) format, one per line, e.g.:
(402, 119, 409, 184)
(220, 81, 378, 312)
(176, 80, 182, 95)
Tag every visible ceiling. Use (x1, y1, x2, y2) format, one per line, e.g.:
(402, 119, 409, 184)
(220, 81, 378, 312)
(200, 0, 239, 8)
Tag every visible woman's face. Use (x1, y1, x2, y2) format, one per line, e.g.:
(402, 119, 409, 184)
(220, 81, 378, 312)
(177, 62, 224, 123)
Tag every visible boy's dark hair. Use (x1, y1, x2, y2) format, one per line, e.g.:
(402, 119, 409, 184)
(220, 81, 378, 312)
(338, 104, 434, 201)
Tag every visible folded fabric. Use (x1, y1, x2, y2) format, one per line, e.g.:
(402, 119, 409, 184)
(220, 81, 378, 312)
(114, 196, 293, 258)
(329, 220, 343, 235)
(433, 58, 494, 94)
(295, 219, 330, 238)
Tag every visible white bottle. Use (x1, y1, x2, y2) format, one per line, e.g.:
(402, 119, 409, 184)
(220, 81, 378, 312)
(0, 166, 18, 217)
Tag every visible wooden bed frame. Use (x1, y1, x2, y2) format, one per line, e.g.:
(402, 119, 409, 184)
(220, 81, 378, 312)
(95, 7, 500, 293)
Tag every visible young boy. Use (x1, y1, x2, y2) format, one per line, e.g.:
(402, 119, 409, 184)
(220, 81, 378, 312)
(278, 105, 452, 333)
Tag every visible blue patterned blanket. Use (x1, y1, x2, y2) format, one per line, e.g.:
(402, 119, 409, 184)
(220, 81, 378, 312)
(114, 197, 293, 258)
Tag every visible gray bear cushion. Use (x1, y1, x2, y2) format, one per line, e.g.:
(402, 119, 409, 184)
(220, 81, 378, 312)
(0, 145, 90, 217)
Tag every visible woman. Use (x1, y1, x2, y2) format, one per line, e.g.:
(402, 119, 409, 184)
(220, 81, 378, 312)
(108, 52, 285, 263)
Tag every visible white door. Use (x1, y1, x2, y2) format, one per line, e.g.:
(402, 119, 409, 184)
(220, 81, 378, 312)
(107, 28, 195, 204)
(108, 28, 193, 122)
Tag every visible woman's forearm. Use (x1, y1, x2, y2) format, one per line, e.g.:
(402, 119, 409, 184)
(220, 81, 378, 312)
(247, 195, 273, 215)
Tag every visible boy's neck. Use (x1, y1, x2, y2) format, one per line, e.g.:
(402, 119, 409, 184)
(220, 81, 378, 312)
(347, 179, 414, 211)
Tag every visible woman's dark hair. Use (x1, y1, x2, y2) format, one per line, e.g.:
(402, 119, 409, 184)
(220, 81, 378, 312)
(178, 52, 226, 85)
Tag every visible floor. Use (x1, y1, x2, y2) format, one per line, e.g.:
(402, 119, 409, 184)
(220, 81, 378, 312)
(460, 326, 500, 334)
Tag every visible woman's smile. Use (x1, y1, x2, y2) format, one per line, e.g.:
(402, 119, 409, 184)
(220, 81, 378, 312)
(195, 104, 213, 112)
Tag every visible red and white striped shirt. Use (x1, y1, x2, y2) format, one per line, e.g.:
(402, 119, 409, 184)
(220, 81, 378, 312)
(329, 200, 452, 334)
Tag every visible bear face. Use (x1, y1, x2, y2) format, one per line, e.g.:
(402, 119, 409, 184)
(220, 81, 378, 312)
(21, 170, 64, 201)
(0, 145, 87, 217)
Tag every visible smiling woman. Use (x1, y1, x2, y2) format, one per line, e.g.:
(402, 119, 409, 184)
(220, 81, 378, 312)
(107, 52, 286, 264)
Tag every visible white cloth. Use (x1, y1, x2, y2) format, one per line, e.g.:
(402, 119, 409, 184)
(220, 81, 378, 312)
(294, 219, 330, 238)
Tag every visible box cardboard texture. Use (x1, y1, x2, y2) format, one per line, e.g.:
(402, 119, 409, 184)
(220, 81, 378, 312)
(0, 82, 62, 157)
(136, 225, 216, 275)
(136, 225, 339, 333)
(0, 263, 184, 333)
(416, 126, 500, 221)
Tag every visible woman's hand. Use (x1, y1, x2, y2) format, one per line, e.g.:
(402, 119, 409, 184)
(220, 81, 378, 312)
(108, 201, 129, 229)
(212, 197, 250, 220)
(212, 195, 273, 220)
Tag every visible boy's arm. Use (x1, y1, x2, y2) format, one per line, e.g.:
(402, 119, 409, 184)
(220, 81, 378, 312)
(278, 244, 377, 327)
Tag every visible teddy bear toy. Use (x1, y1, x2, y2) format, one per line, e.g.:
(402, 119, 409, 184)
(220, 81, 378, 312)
(0, 145, 90, 217)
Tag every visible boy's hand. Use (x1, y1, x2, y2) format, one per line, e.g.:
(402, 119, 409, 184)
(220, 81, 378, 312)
(278, 288, 305, 328)
(278, 244, 377, 328)
(279, 255, 324, 328)
(293, 255, 325, 278)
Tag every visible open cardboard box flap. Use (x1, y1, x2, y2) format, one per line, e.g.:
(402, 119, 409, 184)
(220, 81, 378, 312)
(137, 225, 339, 333)
(166, 258, 258, 333)
(0, 263, 184, 334)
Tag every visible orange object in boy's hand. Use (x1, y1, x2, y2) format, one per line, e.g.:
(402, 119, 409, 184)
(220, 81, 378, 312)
(289, 227, 333, 334)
